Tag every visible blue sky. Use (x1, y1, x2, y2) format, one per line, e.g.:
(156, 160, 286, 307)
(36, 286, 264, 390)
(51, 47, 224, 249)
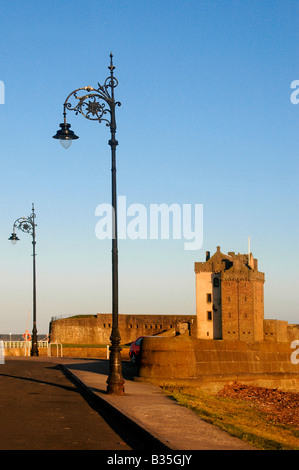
(0, 0, 298, 334)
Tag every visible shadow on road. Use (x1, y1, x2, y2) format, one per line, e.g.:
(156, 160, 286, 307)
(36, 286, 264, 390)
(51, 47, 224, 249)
(63, 358, 139, 381)
(0, 366, 78, 393)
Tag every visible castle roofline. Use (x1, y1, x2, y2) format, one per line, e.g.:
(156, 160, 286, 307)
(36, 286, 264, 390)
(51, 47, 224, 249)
(194, 245, 264, 280)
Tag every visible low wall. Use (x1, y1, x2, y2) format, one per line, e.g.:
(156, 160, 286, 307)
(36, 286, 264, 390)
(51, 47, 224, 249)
(49, 314, 196, 345)
(4, 348, 49, 357)
(3, 347, 130, 360)
(54, 347, 130, 360)
(138, 334, 299, 392)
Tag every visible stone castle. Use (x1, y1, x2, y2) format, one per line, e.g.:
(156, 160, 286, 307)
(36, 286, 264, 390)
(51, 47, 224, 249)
(194, 246, 297, 343)
(49, 246, 298, 344)
(195, 246, 264, 341)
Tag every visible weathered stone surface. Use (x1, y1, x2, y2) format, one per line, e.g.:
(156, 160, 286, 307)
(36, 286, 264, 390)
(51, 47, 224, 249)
(138, 336, 299, 392)
(49, 314, 197, 345)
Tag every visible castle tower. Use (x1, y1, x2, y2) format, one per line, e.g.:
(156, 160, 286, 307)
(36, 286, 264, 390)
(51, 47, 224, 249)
(194, 246, 265, 341)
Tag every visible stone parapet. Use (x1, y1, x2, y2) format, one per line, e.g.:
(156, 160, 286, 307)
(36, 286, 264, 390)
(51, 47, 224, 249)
(138, 335, 299, 392)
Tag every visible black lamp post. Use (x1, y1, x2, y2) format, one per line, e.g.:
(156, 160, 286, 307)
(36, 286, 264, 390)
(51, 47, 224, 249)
(53, 53, 124, 395)
(9, 203, 38, 356)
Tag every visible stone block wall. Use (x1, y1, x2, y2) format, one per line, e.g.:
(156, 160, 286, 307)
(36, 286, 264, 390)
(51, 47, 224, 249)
(287, 324, 299, 342)
(138, 335, 299, 392)
(264, 319, 289, 342)
(49, 313, 197, 345)
(49, 313, 296, 345)
(221, 279, 264, 342)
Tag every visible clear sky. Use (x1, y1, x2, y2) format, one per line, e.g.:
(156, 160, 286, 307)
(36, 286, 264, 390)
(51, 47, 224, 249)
(0, 0, 298, 334)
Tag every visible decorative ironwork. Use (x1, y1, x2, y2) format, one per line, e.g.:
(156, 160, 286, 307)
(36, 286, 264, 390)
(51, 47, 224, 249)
(13, 210, 36, 236)
(63, 53, 121, 127)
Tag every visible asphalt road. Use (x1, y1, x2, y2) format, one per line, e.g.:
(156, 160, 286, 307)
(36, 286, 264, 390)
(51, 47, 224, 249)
(0, 358, 134, 450)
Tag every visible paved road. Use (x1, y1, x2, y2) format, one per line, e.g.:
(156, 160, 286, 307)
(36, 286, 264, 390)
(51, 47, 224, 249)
(0, 358, 134, 450)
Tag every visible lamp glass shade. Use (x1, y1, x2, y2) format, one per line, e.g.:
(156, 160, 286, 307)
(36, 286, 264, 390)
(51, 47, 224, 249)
(59, 138, 72, 149)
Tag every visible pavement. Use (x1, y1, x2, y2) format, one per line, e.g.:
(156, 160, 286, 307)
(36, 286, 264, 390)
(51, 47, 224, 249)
(57, 357, 255, 451)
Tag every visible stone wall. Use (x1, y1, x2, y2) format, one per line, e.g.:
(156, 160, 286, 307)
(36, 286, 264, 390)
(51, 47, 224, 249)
(288, 324, 299, 341)
(264, 320, 299, 343)
(221, 278, 264, 342)
(49, 314, 197, 345)
(138, 334, 299, 392)
(49, 314, 296, 345)
(264, 319, 289, 342)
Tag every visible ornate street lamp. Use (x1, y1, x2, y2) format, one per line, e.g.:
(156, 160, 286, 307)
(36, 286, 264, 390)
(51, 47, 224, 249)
(9, 203, 38, 356)
(53, 53, 125, 395)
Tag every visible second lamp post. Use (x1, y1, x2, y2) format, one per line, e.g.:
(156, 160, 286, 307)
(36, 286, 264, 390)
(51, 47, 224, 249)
(53, 53, 125, 395)
(9, 203, 39, 356)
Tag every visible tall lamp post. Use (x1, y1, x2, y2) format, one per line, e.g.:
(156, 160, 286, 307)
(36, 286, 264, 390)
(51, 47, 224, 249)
(53, 53, 125, 395)
(9, 203, 39, 356)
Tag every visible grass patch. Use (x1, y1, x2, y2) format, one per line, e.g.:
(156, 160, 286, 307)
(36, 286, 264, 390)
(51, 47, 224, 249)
(163, 386, 299, 450)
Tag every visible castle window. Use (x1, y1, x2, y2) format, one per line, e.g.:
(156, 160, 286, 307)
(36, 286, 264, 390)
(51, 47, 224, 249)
(207, 293, 212, 303)
(228, 296, 231, 302)
(207, 311, 212, 321)
(213, 278, 219, 287)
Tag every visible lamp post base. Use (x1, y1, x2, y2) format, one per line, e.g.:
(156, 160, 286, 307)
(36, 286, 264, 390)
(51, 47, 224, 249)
(106, 342, 125, 395)
(30, 348, 39, 357)
(31, 326, 39, 356)
(107, 380, 125, 395)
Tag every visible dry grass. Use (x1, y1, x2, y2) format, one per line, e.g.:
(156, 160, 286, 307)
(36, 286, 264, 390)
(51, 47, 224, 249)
(163, 384, 299, 450)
